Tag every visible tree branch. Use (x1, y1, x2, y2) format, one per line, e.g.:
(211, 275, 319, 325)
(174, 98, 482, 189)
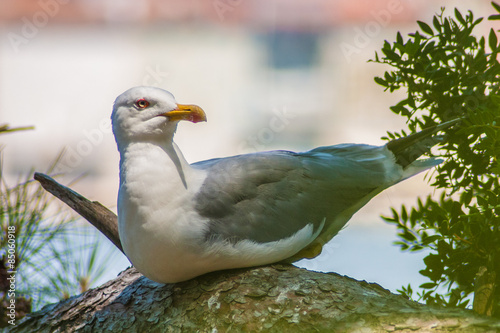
(13, 265, 500, 332)
(33, 172, 123, 253)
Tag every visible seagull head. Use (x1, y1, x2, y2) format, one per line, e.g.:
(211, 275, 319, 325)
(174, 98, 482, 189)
(111, 86, 206, 146)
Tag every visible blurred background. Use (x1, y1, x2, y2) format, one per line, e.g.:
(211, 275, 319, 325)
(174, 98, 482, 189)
(0, 0, 497, 296)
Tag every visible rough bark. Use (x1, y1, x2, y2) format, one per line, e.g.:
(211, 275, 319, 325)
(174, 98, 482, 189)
(12, 265, 500, 332)
(11, 173, 500, 332)
(33, 173, 122, 253)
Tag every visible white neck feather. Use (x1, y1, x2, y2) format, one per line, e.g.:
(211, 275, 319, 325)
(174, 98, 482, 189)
(119, 140, 192, 190)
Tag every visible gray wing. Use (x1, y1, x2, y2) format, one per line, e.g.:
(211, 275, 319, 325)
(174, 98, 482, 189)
(191, 144, 395, 244)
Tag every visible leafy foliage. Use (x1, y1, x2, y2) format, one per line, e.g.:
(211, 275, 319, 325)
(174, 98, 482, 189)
(372, 5, 500, 316)
(0, 126, 118, 325)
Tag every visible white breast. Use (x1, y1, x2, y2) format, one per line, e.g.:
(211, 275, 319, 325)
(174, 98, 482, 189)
(117, 141, 208, 283)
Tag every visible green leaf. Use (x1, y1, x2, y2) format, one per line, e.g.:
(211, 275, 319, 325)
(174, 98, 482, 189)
(455, 8, 466, 25)
(420, 282, 437, 289)
(396, 31, 404, 45)
(382, 47, 399, 62)
(422, 235, 441, 245)
(443, 18, 452, 37)
(401, 205, 408, 222)
(477, 195, 488, 208)
(401, 231, 417, 242)
(423, 253, 442, 267)
(417, 20, 434, 36)
(433, 16, 441, 31)
(374, 76, 387, 86)
(489, 14, 500, 20)
(390, 105, 411, 116)
(460, 190, 473, 206)
(489, 28, 498, 50)
(492, 1, 500, 14)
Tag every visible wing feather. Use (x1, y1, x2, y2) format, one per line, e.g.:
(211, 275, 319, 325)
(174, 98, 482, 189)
(192, 144, 399, 245)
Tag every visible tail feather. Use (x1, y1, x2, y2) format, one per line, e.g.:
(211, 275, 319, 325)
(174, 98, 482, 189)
(386, 118, 461, 168)
(400, 157, 443, 180)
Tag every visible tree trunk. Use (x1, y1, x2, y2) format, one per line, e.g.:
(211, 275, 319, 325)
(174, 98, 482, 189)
(10, 173, 500, 332)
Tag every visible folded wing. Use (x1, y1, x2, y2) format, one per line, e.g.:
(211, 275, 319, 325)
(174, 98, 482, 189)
(192, 144, 403, 249)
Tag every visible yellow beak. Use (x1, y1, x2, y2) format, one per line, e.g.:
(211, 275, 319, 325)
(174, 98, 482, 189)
(160, 104, 207, 123)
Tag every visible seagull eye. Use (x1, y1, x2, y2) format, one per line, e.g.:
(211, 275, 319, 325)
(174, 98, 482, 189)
(135, 99, 150, 109)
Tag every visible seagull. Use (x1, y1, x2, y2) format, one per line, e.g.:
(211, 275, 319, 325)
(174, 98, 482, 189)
(112, 86, 453, 283)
